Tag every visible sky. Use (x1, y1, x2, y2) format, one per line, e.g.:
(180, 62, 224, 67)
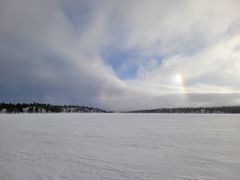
(1, 0, 240, 111)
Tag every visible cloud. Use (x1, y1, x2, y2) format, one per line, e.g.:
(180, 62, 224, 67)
(108, 0, 240, 54)
(0, 0, 123, 108)
(101, 34, 240, 111)
(137, 34, 240, 91)
(0, 0, 240, 110)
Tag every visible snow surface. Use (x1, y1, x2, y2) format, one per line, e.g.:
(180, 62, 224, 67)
(0, 113, 240, 180)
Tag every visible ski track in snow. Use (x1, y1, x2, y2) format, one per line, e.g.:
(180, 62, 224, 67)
(0, 113, 240, 180)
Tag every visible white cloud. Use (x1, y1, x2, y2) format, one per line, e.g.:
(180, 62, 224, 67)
(98, 0, 240, 110)
(137, 34, 240, 91)
(112, 0, 240, 55)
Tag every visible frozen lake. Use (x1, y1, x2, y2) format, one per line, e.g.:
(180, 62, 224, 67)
(0, 114, 240, 180)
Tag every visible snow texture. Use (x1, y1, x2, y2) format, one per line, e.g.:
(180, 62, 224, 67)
(0, 113, 240, 180)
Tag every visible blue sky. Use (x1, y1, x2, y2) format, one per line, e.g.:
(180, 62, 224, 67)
(1, 0, 240, 111)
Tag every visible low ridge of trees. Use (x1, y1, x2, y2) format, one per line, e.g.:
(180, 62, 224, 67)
(1, 103, 240, 114)
(129, 106, 240, 114)
(0, 103, 106, 113)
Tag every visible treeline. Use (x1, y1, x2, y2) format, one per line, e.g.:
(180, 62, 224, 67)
(1, 103, 240, 114)
(0, 103, 106, 113)
(129, 106, 240, 114)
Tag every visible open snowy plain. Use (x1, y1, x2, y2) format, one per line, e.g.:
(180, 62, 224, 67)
(0, 113, 240, 180)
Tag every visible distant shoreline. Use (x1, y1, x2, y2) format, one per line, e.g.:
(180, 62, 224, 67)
(0, 103, 107, 113)
(1, 102, 240, 114)
(127, 106, 240, 114)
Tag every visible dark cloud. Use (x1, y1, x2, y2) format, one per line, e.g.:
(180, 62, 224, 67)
(0, 42, 101, 106)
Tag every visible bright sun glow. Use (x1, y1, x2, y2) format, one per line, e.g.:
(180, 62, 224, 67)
(171, 73, 187, 95)
(172, 74, 183, 86)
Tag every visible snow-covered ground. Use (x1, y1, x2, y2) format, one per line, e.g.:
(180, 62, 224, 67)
(0, 114, 240, 180)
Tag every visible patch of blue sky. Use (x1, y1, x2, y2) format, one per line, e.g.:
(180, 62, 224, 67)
(103, 47, 144, 79)
(116, 65, 138, 80)
(103, 47, 165, 80)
